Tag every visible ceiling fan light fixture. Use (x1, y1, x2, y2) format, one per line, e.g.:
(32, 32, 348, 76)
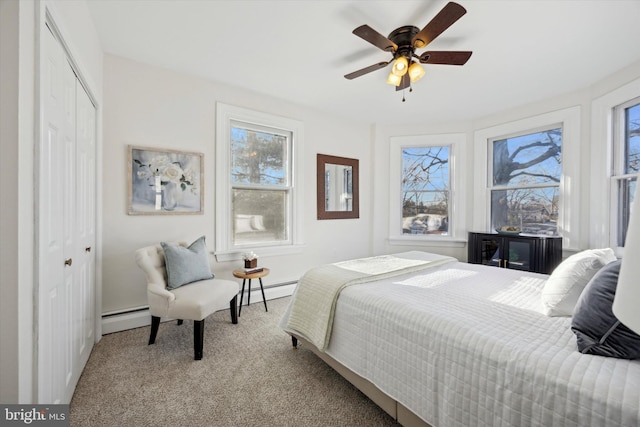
(391, 56, 408, 76)
(408, 61, 425, 83)
(386, 72, 402, 86)
(344, 2, 471, 96)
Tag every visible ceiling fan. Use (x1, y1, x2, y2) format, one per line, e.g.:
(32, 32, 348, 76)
(344, 1, 472, 95)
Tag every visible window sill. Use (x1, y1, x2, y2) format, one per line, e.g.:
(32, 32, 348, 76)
(214, 244, 306, 262)
(387, 236, 467, 248)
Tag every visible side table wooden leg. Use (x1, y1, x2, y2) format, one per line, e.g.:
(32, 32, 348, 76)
(259, 278, 268, 312)
(247, 279, 252, 307)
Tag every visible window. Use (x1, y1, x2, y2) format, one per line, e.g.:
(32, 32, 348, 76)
(590, 79, 640, 251)
(612, 98, 640, 247)
(389, 133, 465, 246)
(215, 103, 304, 261)
(474, 107, 580, 249)
(489, 127, 562, 235)
(402, 146, 450, 235)
(231, 122, 290, 245)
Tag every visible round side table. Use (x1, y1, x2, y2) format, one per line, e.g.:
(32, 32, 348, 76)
(232, 268, 270, 316)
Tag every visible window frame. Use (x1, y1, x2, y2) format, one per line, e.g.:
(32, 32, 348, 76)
(388, 133, 466, 247)
(591, 78, 640, 255)
(473, 107, 581, 250)
(215, 103, 305, 261)
(610, 97, 640, 249)
(487, 124, 563, 235)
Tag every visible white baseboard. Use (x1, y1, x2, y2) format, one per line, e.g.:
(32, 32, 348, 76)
(255, 282, 297, 301)
(101, 283, 296, 335)
(102, 309, 151, 335)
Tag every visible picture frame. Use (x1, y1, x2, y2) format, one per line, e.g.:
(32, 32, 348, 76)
(127, 145, 204, 215)
(317, 153, 359, 220)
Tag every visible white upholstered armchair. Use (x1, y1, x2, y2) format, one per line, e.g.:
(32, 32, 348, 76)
(135, 241, 239, 360)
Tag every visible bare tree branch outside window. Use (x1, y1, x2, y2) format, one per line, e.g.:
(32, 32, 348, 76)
(491, 128, 562, 235)
(402, 146, 450, 235)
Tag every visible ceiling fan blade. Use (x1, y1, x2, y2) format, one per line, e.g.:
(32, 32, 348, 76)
(412, 2, 467, 49)
(344, 61, 390, 80)
(419, 51, 472, 65)
(353, 25, 398, 52)
(396, 74, 410, 91)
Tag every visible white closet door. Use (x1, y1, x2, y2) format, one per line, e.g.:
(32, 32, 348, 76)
(40, 25, 74, 405)
(74, 81, 96, 377)
(61, 49, 78, 404)
(39, 24, 96, 404)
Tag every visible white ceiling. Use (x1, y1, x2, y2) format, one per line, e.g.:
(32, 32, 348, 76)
(86, 0, 640, 126)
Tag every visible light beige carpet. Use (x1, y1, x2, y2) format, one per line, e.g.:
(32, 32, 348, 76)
(70, 296, 399, 426)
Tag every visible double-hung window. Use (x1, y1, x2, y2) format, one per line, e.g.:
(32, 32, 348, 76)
(215, 103, 304, 261)
(488, 126, 562, 235)
(389, 133, 465, 245)
(612, 98, 640, 247)
(474, 106, 580, 248)
(402, 146, 451, 235)
(230, 121, 290, 245)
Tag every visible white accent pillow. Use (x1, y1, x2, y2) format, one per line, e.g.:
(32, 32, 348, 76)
(541, 248, 617, 316)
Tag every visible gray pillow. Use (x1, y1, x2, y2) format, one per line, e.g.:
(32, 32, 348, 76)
(571, 260, 640, 359)
(161, 236, 213, 290)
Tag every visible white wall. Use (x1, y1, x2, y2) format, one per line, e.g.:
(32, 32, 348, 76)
(0, 0, 102, 403)
(103, 53, 640, 317)
(101, 54, 372, 313)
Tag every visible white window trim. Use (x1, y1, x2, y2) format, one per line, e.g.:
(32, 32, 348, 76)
(215, 103, 305, 262)
(473, 106, 581, 250)
(591, 78, 640, 254)
(388, 133, 467, 248)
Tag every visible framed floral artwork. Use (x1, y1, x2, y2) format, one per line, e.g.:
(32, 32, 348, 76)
(127, 145, 204, 215)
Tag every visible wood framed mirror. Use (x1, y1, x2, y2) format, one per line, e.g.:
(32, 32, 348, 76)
(317, 154, 359, 220)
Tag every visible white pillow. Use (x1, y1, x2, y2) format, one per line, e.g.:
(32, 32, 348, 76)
(541, 248, 617, 317)
(250, 215, 266, 231)
(235, 215, 254, 234)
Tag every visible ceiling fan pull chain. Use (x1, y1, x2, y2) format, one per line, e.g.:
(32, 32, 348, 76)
(401, 84, 414, 102)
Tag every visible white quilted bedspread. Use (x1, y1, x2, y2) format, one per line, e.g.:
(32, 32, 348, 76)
(287, 251, 456, 350)
(284, 259, 640, 427)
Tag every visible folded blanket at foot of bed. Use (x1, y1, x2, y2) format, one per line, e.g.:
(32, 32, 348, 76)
(286, 251, 456, 350)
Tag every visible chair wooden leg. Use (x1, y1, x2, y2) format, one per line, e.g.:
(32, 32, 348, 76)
(239, 279, 246, 317)
(194, 319, 204, 360)
(230, 295, 238, 324)
(149, 316, 161, 345)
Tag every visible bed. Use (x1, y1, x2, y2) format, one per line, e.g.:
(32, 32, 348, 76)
(280, 251, 640, 427)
